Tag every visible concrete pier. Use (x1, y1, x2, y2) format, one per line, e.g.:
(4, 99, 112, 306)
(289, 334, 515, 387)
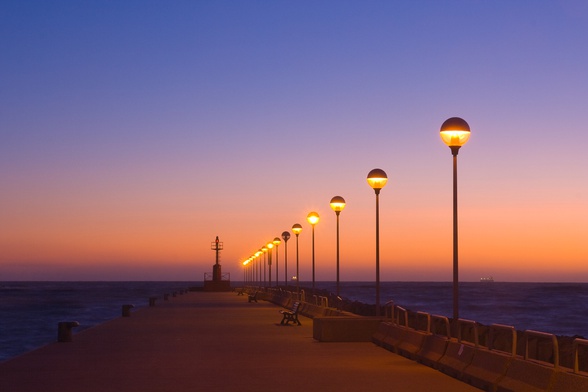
(0, 292, 479, 392)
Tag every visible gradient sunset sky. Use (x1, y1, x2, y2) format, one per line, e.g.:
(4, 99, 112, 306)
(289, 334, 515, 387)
(1, 1, 587, 282)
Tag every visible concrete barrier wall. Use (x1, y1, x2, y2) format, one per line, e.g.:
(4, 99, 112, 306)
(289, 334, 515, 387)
(551, 368, 588, 391)
(436, 340, 477, 379)
(417, 334, 449, 368)
(372, 322, 392, 347)
(396, 328, 428, 360)
(369, 318, 588, 392)
(496, 358, 555, 392)
(244, 287, 588, 391)
(461, 348, 512, 391)
(381, 324, 406, 353)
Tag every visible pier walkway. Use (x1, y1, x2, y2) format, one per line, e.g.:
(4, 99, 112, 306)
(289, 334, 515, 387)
(0, 291, 480, 392)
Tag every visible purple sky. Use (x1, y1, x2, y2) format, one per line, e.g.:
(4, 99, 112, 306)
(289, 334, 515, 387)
(1, 1, 587, 281)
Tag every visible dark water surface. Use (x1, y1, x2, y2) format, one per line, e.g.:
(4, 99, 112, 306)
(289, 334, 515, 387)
(0, 282, 191, 362)
(1, 281, 587, 362)
(326, 281, 588, 339)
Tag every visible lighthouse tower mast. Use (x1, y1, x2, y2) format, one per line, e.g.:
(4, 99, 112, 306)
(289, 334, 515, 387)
(203, 235, 231, 291)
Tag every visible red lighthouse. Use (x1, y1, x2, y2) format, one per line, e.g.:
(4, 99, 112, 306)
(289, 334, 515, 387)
(204, 236, 231, 291)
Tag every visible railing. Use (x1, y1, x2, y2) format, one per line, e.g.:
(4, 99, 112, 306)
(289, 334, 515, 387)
(573, 338, 588, 373)
(312, 295, 329, 307)
(457, 318, 479, 347)
(431, 315, 451, 338)
(524, 329, 559, 368)
(394, 305, 408, 327)
(204, 272, 230, 281)
(384, 300, 394, 319)
(488, 323, 517, 356)
(415, 311, 431, 333)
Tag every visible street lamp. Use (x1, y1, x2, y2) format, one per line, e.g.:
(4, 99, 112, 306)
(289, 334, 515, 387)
(262, 246, 268, 287)
(292, 223, 302, 295)
(242, 260, 247, 285)
(282, 231, 291, 287)
(367, 168, 388, 316)
(439, 116, 471, 326)
(267, 242, 274, 287)
(330, 196, 346, 296)
(247, 258, 252, 284)
(273, 237, 281, 287)
(255, 251, 262, 286)
(307, 211, 320, 294)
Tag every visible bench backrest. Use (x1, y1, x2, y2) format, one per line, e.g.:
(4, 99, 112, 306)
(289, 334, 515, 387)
(292, 302, 300, 313)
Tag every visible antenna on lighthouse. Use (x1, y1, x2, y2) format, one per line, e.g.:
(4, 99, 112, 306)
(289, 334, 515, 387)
(211, 236, 223, 266)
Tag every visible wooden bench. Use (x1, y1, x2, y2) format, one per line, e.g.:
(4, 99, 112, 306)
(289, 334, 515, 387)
(248, 291, 258, 303)
(279, 302, 301, 325)
(236, 288, 244, 296)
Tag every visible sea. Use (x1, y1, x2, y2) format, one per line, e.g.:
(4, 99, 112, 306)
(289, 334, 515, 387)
(2, 281, 588, 362)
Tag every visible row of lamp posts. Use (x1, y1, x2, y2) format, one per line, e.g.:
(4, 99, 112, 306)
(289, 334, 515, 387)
(242, 118, 470, 321)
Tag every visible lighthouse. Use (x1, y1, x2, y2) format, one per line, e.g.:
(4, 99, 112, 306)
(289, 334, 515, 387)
(212, 236, 223, 281)
(203, 236, 231, 291)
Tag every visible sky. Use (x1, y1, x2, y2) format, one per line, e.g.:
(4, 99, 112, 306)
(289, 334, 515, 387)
(1, 0, 587, 282)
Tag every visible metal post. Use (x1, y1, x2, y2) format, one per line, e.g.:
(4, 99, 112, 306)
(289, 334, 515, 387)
(452, 151, 459, 325)
(311, 224, 315, 295)
(336, 211, 341, 297)
(296, 234, 300, 295)
(284, 240, 288, 287)
(275, 244, 279, 287)
(268, 248, 272, 287)
(375, 190, 381, 317)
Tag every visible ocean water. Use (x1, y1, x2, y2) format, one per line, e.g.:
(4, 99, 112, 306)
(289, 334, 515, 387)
(0, 281, 192, 362)
(324, 281, 588, 339)
(2, 281, 588, 362)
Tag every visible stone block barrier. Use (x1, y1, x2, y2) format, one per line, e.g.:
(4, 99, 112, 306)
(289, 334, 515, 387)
(241, 285, 588, 391)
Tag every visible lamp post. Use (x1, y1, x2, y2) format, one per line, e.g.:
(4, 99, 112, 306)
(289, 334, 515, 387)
(262, 246, 268, 287)
(247, 258, 252, 285)
(367, 168, 388, 316)
(242, 260, 247, 285)
(273, 237, 281, 287)
(267, 242, 274, 287)
(255, 251, 262, 286)
(292, 224, 302, 295)
(282, 231, 291, 287)
(439, 117, 471, 326)
(306, 211, 320, 295)
(330, 196, 346, 297)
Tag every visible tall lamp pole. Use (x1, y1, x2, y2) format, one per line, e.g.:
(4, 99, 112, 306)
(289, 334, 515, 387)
(281, 231, 291, 286)
(306, 212, 320, 295)
(267, 242, 274, 287)
(255, 250, 262, 286)
(367, 168, 388, 316)
(242, 260, 247, 284)
(330, 196, 346, 297)
(292, 224, 302, 295)
(439, 117, 471, 327)
(262, 246, 268, 287)
(273, 237, 281, 287)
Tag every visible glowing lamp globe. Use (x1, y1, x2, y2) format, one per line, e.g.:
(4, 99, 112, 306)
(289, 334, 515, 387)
(367, 169, 388, 191)
(330, 196, 346, 213)
(292, 224, 302, 236)
(306, 212, 320, 226)
(440, 117, 471, 148)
